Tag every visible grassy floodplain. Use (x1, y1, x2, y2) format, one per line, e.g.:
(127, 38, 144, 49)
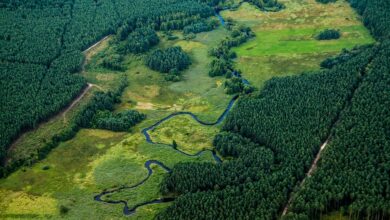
(0, 25, 232, 219)
(222, 0, 374, 87)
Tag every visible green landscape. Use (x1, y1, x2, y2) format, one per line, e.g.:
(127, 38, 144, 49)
(0, 0, 389, 219)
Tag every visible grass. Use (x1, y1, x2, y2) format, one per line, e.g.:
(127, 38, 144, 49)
(0, 24, 231, 219)
(149, 115, 219, 154)
(222, 0, 375, 87)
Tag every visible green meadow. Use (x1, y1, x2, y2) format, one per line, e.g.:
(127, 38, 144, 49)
(222, 0, 374, 87)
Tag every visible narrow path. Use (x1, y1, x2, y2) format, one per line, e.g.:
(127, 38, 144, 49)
(83, 35, 110, 53)
(282, 139, 329, 216)
(62, 83, 93, 122)
(6, 32, 108, 162)
(281, 56, 374, 217)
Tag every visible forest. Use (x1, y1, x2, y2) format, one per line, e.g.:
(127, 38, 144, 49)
(0, 0, 389, 218)
(157, 0, 390, 219)
(158, 43, 376, 219)
(287, 41, 390, 220)
(0, 0, 225, 172)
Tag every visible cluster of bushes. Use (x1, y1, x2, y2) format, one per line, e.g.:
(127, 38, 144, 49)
(91, 110, 146, 132)
(245, 0, 285, 12)
(117, 27, 159, 54)
(224, 77, 254, 94)
(145, 46, 191, 81)
(316, 0, 337, 3)
(208, 23, 255, 94)
(316, 29, 341, 40)
(101, 54, 125, 71)
(183, 19, 219, 35)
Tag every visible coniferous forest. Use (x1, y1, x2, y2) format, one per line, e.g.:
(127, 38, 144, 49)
(0, 0, 224, 167)
(157, 0, 390, 219)
(0, 0, 389, 219)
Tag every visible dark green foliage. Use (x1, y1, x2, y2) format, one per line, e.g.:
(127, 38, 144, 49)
(0, 61, 85, 161)
(117, 28, 159, 54)
(316, 29, 341, 40)
(59, 205, 70, 215)
(101, 54, 124, 71)
(320, 45, 372, 69)
(183, 19, 218, 34)
(145, 46, 191, 76)
(244, 0, 285, 12)
(208, 24, 254, 80)
(348, 0, 390, 40)
(209, 58, 232, 77)
(91, 110, 146, 132)
(0, 0, 223, 167)
(158, 46, 376, 219)
(288, 41, 390, 220)
(76, 79, 128, 128)
(225, 77, 255, 94)
(172, 140, 178, 149)
(315, 0, 337, 4)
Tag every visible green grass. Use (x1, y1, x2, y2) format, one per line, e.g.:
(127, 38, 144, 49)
(149, 115, 219, 154)
(0, 25, 231, 219)
(222, 0, 375, 87)
(234, 26, 373, 56)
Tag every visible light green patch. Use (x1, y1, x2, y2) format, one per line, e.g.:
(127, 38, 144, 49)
(234, 26, 373, 56)
(222, 0, 375, 88)
(149, 115, 219, 154)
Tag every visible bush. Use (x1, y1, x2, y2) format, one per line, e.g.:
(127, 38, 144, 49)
(316, 29, 341, 40)
(91, 110, 146, 132)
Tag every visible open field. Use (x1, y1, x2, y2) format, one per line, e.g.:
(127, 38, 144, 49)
(222, 0, 375, 87)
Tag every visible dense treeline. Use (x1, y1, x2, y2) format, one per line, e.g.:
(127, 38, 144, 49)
(0, 76, 134, 177)
(0, 0, 225, 169)
(320, 45, 372, 69)
(157, 46, 375, 219)
(245, 0, 285, 12)
(316, 29, 341, 40)
(91, 110, 146, 132)
(145, 47, 191, 81)
(183, 19, 218, 34)
(208, 23, 255, 93)
(287, 41, 390, 220)
(117, 28, 159, 54)
(348, 0, 390, 40)
(283, 1, 390, 218)
(315, 0, 336, 4)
